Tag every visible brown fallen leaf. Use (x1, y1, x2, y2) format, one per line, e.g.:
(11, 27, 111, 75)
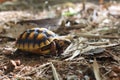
(112, 65, 120, 73)
(109, 71, 118, 78)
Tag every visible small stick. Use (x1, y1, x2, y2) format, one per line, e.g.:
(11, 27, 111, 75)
(85, 42, 109, 46)
(75, 33, 120, 39)
(50, 62, 60, 80)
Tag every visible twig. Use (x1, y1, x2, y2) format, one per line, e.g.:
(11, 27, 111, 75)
(96, 43, 120, 48)
(50, 62, 60, 80)
(82, 0, 86, 11)
(65, 24, 86, 30)
(92, 58, 101, 80)
(85, 42, 109, 46)
(105, 50, 120, 63)
(75, 33, 120, 39)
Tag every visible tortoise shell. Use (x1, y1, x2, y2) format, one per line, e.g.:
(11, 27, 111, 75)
(15, 28, 58, 53)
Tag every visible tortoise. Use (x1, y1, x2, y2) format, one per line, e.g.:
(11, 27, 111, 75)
(15, 28, 71, 55)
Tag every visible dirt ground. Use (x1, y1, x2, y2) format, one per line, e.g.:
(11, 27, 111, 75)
(0, 0, 120, 80)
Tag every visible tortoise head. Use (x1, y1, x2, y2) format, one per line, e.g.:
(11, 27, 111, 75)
(53, 36, 71, 54)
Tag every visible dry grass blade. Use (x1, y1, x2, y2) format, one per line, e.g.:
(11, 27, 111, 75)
(65, 50, 80, 61)
(62, 43, 74, 55)
(97, 43, 120, 48)
(50, 62, 60, 80)
(92, 58, 101, 80)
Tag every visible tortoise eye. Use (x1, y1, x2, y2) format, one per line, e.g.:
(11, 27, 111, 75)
(59, 41, 64, 46)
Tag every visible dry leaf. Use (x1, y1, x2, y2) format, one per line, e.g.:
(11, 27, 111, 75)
(109, 71, 118, 78)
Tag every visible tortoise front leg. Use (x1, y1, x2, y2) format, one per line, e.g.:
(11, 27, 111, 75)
(50, 41, 57, 55)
